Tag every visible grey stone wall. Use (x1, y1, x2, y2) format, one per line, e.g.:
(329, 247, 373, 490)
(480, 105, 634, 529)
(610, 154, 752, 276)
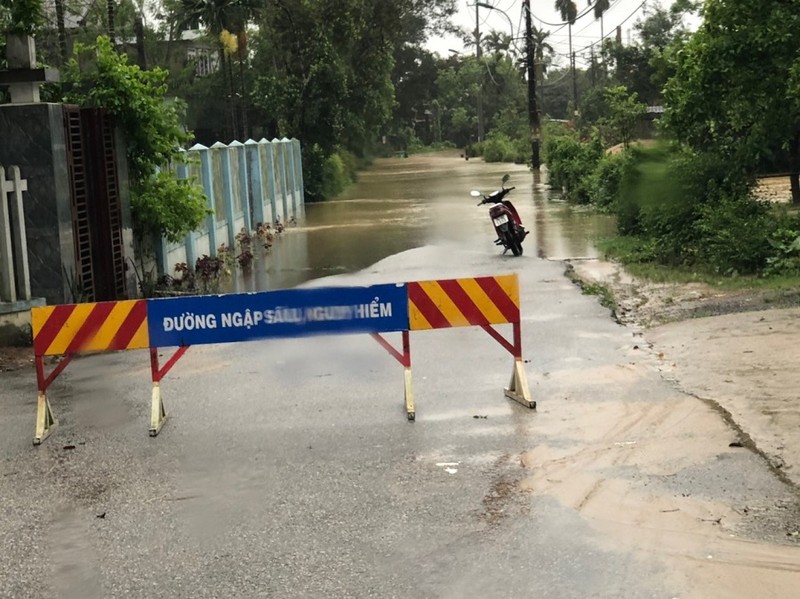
(0, 103, 75, 304)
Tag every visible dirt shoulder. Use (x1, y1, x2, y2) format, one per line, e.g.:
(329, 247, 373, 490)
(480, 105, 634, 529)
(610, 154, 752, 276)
(0, 346, 34, 372)
(567, 259, 800, 489)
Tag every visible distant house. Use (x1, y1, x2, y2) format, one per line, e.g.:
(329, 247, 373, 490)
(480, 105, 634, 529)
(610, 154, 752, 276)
(39, 1, 219, 78)
(120, 30, 220, 78)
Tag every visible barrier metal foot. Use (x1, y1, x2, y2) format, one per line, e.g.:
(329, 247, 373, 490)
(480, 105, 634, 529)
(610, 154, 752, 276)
(404, 367, 415, 421)
(504, 359, 535, 409)
(149, 383, 167, 437)
(33, 392, 58, 445)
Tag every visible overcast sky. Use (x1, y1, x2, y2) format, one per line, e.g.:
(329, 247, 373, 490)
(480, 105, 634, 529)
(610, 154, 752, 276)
(426, 0, 694, 69)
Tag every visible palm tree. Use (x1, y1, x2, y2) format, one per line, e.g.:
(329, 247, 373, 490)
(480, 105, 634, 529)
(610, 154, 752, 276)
(555, 0, 577, 109)
(532, 26, 553, 113)
(593, 0, 610, 78)
(593, 0, 610, 42)
(484, 30, 513, 58)
(176, 0, 261, 139)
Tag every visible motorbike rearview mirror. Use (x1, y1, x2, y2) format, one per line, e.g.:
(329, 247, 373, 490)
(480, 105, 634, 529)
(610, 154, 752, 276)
(501, 174, 510, 185)
(470, 190, 482, 197)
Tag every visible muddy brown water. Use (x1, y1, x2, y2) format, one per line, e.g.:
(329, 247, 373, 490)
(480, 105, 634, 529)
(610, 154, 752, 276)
(227, 152, 616, 292)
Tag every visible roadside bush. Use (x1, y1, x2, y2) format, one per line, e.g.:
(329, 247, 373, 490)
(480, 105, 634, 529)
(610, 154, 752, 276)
(587, 151, 632, 210)
(465, 141, 483, 158)
(765, 214, 800, 276)
(482, 133, 528, 163)
(321, 152, 350, 199)
(694, 195, 774, 275)
(544, 130, 603, 203)
(482, 134, 511, 162)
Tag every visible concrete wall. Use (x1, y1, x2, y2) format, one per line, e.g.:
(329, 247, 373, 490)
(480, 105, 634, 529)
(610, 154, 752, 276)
(155, 138, 305, 275)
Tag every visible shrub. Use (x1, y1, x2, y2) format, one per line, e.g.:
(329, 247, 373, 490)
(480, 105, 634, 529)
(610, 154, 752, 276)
(588, 151, 632, 210)
(694, 195, 774, 275)
(482, 133, 514, 163)
(544, 130, 603, 203)
(765, 214, 800, 276)
(321, 152, 349, 198)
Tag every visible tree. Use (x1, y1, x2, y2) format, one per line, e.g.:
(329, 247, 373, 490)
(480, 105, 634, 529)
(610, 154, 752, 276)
(63, 36, 209, 245)
(0, 0, 43, 34)
(244, 0, 457, 198)
(597, 85, 645, 148)
(663, 0, 800, 203)
(593, 0, 609, 43)
(532, 25, 553, 114)
(554, 0, 577, 108)
(483, 30, 513, 59)
(602, 1, 694, 105)
(169, 0, 262, 140)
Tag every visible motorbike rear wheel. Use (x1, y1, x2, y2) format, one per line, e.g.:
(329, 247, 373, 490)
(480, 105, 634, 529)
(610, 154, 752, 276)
(504, 230, 523, 256)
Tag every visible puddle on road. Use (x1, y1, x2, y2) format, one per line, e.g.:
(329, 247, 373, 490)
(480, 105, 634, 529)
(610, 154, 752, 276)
(223, 152, 616, 293)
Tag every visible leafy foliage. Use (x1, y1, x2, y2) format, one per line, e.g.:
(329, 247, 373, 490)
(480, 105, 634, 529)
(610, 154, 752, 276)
(63, 36, 209, 242)
(544, 127, 603, 203)
(0, 0, 43, 35)
(596, 86, 646, 148)
(663, 0, 800, 203)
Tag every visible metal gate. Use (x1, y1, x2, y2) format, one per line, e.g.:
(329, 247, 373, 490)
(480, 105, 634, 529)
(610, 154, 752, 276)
(63, 105, 127, 302)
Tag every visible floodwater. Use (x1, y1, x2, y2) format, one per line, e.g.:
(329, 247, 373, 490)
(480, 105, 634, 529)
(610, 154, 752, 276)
(231, 152, 616, 292)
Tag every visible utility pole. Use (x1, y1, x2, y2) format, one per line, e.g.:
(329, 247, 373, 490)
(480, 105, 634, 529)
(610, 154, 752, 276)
(571, 51, 578, 114)
(475, 2, 484, 142)
(523, 0, 540, 169)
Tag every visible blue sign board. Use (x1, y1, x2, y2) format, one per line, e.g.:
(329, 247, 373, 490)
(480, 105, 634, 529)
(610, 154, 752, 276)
(147, 283, 409, 348)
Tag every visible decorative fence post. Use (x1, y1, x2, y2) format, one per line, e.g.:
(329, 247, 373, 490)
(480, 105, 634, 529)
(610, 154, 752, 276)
(176, 148, 196, 268)
(213, 141, 237, 248)
(191, 143, 218, 257)
(0, 165, 32, 302)
(245, 139, 265, 227)
(282, 138, 298, 218)
(231, 140, 251, 232)
(261, 139, 278, 224)
(272, 138, 290, 223)
(292, 138, 305, 212)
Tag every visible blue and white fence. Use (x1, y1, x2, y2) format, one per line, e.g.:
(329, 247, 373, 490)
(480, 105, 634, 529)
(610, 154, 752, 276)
(157, 137, 305, 272)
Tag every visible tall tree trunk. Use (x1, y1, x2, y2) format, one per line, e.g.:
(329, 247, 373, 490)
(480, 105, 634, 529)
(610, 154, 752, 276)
(238, 58, 248, 140)
(107, 0, 116, 46)
(226, 55, 238, 141)
(134, 16, 146, 69)
(54, 0, 67, 65)
(790, 131, 800, 205)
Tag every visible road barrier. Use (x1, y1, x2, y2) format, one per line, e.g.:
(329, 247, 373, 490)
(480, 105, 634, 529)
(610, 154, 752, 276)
(29, 274, 533, 444)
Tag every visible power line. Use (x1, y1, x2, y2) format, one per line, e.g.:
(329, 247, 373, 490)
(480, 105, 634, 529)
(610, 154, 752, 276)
(531, 2, 596, 28)
(570, 0, 648, 55)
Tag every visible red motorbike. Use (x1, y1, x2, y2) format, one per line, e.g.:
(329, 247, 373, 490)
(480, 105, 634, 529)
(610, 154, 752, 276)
(472, 175, 527, 256)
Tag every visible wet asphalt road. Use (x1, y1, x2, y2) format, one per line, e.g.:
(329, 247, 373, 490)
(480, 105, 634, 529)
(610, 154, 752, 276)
(1, 241, 799, 597)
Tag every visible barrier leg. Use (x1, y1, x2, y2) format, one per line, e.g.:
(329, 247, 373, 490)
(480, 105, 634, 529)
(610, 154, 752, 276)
(404, 367, 415, 421)
(371, 331, 414, 421)
(150, 382, 167, 437)
(33, 354, 62, 445)
(148, 346, 190, 437)
(505, 358, 535, 409)
(149, 348, 168, 437)
(34, 392, 57, 445)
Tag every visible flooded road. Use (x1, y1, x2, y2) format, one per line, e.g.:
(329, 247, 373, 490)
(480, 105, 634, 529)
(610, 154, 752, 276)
(5, 157, 800, 598)
(234, 152, 615, 291)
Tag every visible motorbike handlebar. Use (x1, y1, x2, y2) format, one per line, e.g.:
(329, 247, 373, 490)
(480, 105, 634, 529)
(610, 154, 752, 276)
(478, 186, 515, 205)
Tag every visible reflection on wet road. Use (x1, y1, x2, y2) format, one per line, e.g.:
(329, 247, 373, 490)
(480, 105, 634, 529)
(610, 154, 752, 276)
(228, 152, 616, 292)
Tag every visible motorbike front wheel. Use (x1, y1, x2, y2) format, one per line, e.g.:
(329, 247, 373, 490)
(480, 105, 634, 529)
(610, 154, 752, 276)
(504, 230, 523, 256)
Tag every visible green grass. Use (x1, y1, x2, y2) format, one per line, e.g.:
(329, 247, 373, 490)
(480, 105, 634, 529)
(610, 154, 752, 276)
(599, 235, 800, 291)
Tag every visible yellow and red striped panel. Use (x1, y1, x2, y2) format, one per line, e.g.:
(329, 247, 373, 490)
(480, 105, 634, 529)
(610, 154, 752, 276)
(408, 274, 520, 330)
(32, 300, 149, 357)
